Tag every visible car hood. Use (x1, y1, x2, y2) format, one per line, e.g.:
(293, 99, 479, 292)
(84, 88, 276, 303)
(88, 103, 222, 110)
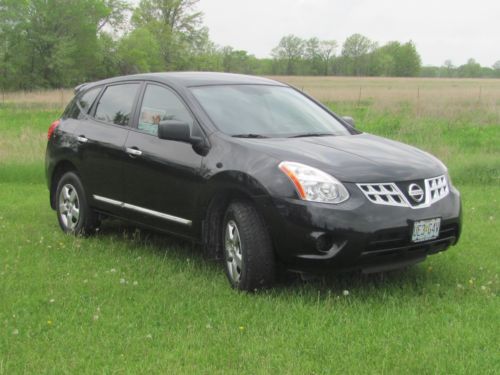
(235, 133, 446, 183)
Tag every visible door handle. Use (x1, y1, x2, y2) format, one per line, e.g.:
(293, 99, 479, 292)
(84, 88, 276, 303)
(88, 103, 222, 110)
(126, 147, 142, 157)
(77, 135, 88, 143)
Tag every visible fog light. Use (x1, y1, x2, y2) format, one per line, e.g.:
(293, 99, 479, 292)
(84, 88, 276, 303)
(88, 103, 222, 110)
(315, 233, 333, 252)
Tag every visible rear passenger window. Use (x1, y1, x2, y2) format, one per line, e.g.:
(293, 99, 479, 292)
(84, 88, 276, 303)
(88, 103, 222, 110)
(94, 84, 139, 126)
(138, 84, 193, 136)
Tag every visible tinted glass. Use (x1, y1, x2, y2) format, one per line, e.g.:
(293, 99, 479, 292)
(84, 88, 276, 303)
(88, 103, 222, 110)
(190, 85, 350, 137)
(78, 87, 101, 114)
(138, 84, 193, 136)
(94, 84, 139, 126)
(63, 97, 80, 119)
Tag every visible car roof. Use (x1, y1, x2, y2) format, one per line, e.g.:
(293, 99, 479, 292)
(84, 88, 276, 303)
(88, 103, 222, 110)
(76, 72, 287, 93)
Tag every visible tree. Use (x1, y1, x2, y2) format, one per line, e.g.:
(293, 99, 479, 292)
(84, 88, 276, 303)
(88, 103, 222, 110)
(341, 34, 376, 75)
(117, 28, 163, 74)
(493, 60, 500, 78)
(303, 37, 321, 75)
(457, 58, 482, 78)
(132, 0, 205, 70)
(271, 35, 304, 75)
(220, 46, 257, 74)
(0, 0, 129, 89)
(395, 41, 421, 76)
(443, 59, 455, 77)
(318, 40, 337, 75)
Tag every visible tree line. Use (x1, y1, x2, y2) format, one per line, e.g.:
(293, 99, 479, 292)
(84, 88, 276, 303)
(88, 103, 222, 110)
(1, 0, 498, 91)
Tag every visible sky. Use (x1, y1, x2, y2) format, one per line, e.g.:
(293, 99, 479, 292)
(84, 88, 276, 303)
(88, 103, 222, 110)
(197, 0, 500, 67)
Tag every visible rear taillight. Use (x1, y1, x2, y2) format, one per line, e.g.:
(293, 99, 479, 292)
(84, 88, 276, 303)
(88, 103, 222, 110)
(47, 119, 60, 140)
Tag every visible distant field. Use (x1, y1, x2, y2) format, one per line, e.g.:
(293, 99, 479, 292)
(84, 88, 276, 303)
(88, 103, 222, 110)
(0, 77, 499, 373)
(275, 76, 500, 119)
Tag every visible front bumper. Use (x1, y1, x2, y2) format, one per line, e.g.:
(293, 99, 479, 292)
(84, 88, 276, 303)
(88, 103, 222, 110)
(259, 183, 462, 273)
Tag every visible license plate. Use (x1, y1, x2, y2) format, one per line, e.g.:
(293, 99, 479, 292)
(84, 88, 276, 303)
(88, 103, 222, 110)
(411, 218, 441, 243)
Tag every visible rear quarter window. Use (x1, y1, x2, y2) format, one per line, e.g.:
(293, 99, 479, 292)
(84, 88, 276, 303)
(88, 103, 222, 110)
(63, 86, 102, 120)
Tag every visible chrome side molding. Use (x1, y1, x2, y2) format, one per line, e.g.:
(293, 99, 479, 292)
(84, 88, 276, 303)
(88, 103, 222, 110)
(93, 194, 192, 226)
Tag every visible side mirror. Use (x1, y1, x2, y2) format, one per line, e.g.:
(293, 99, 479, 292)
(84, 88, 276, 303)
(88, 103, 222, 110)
(342, 116, 355, 128)
(158, 120, 192, 143)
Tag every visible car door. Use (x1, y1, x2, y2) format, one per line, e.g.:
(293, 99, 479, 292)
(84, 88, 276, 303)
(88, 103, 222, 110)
(121, 83, 205, 236)
(75, 82, 141, 214)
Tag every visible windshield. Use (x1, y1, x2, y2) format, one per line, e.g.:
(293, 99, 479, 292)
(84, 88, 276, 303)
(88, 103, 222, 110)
(190, 85, 351, 138)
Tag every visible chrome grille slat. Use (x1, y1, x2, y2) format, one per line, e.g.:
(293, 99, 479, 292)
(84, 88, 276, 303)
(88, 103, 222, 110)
(357, 183, 409, 207)
(425, 175, 449, 204)
(357, 175, 449, 209)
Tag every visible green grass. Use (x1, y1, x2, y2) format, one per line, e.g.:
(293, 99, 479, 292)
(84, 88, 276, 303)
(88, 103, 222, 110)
(0, 98, 499, 374)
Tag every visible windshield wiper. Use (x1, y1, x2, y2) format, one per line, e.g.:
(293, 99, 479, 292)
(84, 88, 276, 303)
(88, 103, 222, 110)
(232, 133, 269, 139)
(288, 132, 335, 138)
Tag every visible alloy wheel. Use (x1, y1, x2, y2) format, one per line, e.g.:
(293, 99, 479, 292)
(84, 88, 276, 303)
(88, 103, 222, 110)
(58, 183, 80, 230)
(224, 220, 243, 283)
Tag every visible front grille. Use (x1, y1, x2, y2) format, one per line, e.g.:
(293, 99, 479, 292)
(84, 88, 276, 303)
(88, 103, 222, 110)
(357, 175, 449, 209)
(426, 175, 449, 204)
(357, 183, 408, 207)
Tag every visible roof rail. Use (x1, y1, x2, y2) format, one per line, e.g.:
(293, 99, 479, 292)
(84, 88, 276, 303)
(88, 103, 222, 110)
(74, 83, 88, 94)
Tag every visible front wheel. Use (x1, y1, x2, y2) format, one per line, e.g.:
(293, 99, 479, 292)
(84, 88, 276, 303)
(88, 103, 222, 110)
(55, 171, 97, 235)
(223, 200, 275, 291)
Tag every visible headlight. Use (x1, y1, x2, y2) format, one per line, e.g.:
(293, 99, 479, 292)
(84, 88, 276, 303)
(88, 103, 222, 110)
(279, 161, 349, 204)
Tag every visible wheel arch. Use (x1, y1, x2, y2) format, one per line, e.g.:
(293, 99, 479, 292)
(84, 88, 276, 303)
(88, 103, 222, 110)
(198, 171, 275, 259)
(49, 160, 79, 209)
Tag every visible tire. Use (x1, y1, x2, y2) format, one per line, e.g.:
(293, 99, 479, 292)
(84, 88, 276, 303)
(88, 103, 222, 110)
(222, 200, 275, 291)
(55, 171, 97, 235)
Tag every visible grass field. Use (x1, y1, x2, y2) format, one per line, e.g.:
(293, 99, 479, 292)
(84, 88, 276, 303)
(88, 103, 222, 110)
(1, 77, 499, 374)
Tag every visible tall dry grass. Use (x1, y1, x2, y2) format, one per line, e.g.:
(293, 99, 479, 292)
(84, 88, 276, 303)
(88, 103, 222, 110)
(1, 89, 73, 109)
(270, 76, 500, 122)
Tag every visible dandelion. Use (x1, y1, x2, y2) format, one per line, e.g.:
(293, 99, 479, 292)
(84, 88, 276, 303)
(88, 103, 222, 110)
(146, 334, 153, 339)
(49, 298, 55, 303)
(457, 284, 463, 289)
(133, 281, 138, 286)
(206, 323, 212, 329)
(468, 279, 474, 285)
(47, 320, 53, 326)
(119, 278, 126, 284)
(83, 279, 88, 284)
(481, 286, 486, 291)
(343, 290, 350, 296)
(427, 266, 433, 272)
(93, 314, 99, 321)
(110, 268, 117, 273)
(12, 329, 19, 335)
(239, 326, 245, 331)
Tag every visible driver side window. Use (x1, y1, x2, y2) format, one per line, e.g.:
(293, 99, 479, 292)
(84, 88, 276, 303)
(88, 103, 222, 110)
(138, 84, 194, 136)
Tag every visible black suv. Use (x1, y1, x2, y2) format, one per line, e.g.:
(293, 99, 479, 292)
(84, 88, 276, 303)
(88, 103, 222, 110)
(46, 72, 462, 290)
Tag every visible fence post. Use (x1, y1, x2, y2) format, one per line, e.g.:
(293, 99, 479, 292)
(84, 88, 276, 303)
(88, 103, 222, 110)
(417, 87, 420, 117)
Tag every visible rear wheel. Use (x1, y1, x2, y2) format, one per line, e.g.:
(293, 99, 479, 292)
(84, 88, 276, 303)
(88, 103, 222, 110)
(55, 171, 97, 235)
(223, 200, 275, 291)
